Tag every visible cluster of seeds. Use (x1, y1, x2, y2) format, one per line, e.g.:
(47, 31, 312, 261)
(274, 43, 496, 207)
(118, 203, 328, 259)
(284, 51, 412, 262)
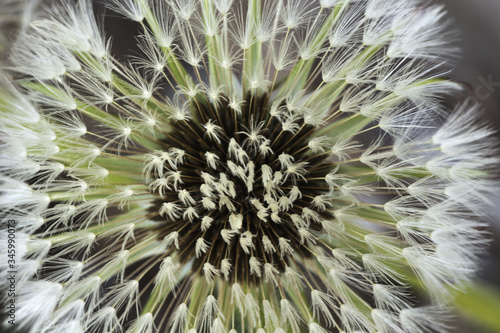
(146, 93, 337, 282)
(0, 0, 498, 333)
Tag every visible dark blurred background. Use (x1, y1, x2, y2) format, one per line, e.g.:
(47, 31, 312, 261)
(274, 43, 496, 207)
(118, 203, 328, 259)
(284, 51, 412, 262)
(438, 1, 500, 332)
(440, 0, 500, 129)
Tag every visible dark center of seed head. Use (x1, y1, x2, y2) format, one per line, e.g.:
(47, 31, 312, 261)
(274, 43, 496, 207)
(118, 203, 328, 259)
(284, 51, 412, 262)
(148, 93, 332, 282)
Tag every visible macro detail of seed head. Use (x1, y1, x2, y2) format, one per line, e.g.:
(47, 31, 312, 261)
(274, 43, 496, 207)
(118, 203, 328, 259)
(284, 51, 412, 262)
(147, 92, 338, 280)
(0, 0, 498, 333)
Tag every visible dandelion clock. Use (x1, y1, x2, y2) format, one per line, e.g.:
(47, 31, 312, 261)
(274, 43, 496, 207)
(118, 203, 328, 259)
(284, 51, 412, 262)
(0, 0, 498, 332)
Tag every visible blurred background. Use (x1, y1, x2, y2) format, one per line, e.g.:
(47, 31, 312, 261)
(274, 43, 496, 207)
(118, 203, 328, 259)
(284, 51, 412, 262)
(437, 1, 500, 332)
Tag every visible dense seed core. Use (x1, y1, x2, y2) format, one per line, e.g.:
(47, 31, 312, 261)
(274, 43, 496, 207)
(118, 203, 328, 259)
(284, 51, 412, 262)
(148, 93, 333, 282)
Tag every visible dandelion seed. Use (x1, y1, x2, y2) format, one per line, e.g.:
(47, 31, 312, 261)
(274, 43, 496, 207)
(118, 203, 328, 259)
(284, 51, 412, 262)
(0, 0, 498, 332)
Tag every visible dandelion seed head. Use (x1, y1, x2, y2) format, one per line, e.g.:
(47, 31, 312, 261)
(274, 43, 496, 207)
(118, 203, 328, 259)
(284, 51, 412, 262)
(1, 0, 498, 332)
